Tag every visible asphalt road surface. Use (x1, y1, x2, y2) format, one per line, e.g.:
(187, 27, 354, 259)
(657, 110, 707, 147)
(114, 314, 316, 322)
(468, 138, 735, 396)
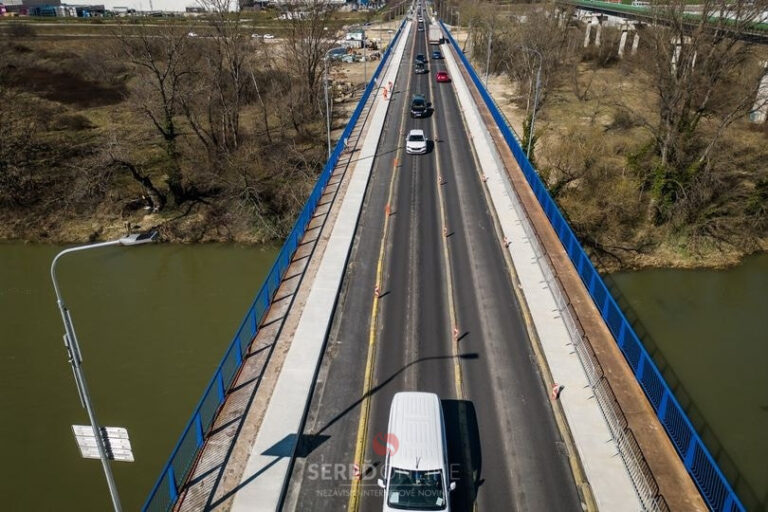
(285, 13, 581, 512)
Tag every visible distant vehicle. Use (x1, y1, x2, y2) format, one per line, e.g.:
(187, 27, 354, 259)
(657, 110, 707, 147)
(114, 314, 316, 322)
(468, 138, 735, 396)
(263, 34, 275, 39)
(431, 50, 442, 60)
(410, 94, 430, 118)
(188, 31, 198, 37)
(328, 47, 347, 60)
(417, 22, 424, 31)
(429, 25, 443, 45)
(414, 62, 427, 74)
(251, 33, 260, 39)
(405, 129, 428, 154)
(377, 392, 456, 511)
(415, 54, 427, 65)
(435, 71, 450, 83)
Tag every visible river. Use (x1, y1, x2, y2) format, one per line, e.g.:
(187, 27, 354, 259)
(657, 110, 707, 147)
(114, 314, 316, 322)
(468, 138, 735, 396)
(610, 254, 768, 509)
(0, 242, 277, 511)
(2, 243, 766, 510)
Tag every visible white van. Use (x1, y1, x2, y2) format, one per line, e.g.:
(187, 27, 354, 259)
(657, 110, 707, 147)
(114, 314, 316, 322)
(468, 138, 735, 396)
(377, 392, 456, 511)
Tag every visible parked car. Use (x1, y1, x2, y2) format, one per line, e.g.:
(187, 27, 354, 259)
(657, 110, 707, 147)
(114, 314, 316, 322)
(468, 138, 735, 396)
(405, 129, 428, 154)
(431, 50, 442, 60)
(435, 71, 451, 82)
(410, 94, 431, 118)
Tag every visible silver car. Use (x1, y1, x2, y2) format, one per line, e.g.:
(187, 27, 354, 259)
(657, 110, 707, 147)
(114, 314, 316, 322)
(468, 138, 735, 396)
(405, 129, 428, 155)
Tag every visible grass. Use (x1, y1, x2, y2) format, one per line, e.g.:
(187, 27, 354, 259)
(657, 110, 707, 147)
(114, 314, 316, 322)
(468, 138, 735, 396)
(485, 53, 768, 270)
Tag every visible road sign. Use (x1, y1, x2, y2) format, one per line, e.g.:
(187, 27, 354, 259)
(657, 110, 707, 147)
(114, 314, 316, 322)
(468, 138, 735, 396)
(72, 425, 134, 463)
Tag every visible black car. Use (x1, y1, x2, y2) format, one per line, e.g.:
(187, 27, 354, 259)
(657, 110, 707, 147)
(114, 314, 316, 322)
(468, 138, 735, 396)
(415, 54, 427, 65)
(410, 93, 431, 118)
(414, 62, 427, 74)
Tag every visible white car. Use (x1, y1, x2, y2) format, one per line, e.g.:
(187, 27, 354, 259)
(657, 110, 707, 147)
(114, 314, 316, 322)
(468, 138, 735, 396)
(188, 31, 198, 37)
(263, 33, 275, 39)
(405, 129, 428, 155)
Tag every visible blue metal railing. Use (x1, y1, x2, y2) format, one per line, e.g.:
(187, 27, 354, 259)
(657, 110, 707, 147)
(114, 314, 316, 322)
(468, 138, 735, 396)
(143, 18, 408, 512)
(438, 21, 745, 512)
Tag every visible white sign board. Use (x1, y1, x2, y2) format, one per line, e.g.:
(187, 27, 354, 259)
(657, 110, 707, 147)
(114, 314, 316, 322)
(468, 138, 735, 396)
(72, 425, 134, 463)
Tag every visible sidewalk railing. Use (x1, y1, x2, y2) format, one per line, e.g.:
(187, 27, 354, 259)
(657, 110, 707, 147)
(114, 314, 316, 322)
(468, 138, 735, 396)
(440, 20, 745, 512)
(142, 18, 408, 512)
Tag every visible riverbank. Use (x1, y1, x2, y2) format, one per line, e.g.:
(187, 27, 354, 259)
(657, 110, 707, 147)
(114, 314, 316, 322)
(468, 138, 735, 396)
(0, 24, 378, 247)
(483, 61, 768, 273)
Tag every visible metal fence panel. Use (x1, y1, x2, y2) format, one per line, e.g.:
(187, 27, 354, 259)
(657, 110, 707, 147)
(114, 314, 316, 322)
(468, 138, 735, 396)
(439, 20, 744, 512)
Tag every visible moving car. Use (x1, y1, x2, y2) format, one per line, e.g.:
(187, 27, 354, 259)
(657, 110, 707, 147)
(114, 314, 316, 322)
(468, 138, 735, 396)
(377, 392, 456, 512)
(263, 33, 275, 39)
(414, 62, 427, 74)
(410, 94, 431, 118)
(415, 54, 427, 65)
(435, 71, 451, 82)
(405, 129, 428, 154)
(431, 50, 442, 60)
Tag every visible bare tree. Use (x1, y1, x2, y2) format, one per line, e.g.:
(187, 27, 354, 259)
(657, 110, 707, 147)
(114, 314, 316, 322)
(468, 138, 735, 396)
(186, 0, 249, 154)
(115, 24, 194, 204)
(642, 0, 768, 223)
(281, 0, 338, 128)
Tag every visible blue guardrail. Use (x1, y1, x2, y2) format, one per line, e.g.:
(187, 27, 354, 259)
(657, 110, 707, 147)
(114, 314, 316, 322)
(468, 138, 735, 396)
(143, 19, 408, 512)
(439, 20, 744, 512)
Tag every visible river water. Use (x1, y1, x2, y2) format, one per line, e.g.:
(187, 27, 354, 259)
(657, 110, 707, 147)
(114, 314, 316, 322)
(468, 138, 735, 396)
(610, 254, 768, 509)
(2, 242, 766, 509)
(0, 242, 276, 511)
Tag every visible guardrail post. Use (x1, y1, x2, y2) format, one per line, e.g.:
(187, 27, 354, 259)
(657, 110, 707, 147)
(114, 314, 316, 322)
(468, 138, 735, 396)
(195, 412, 204, 447)
(684, 437, 697, 470)
(635, 353, 646, 381)
(168, 466, 178, 502)
(216, 371, 226, 401)
(658, 390, 670, 421)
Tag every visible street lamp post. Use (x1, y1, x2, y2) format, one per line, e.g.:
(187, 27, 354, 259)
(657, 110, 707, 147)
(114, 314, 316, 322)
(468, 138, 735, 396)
(324, 49, 334, 159)
(484, 23, 493, 87)
(50, 232, 157, 512)
(517, 46, 542, 160)
(363, 35, 367, 85)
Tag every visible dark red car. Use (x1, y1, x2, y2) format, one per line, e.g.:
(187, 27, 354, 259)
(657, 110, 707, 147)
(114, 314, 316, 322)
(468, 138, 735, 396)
(435, 71, 451, 82)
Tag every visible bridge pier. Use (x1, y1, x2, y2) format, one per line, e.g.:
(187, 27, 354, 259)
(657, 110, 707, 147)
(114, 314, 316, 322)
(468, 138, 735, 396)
(749, 61, 768, 123)
(618, 21, 639, 58)
(671, 36, 696, 74)
(583, 15, 605, 48)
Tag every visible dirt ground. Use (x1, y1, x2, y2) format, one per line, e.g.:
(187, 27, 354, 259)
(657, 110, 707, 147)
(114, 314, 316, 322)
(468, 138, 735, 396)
(451, 23, 768, 269)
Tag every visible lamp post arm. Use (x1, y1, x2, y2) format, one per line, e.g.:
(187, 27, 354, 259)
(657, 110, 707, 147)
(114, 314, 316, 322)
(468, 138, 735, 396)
(51, 240, 121, 304)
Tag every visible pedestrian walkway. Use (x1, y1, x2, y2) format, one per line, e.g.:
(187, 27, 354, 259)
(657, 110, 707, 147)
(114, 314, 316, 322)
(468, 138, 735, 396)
(228, 22, 413, 512)
(442, 32, 642, 511)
